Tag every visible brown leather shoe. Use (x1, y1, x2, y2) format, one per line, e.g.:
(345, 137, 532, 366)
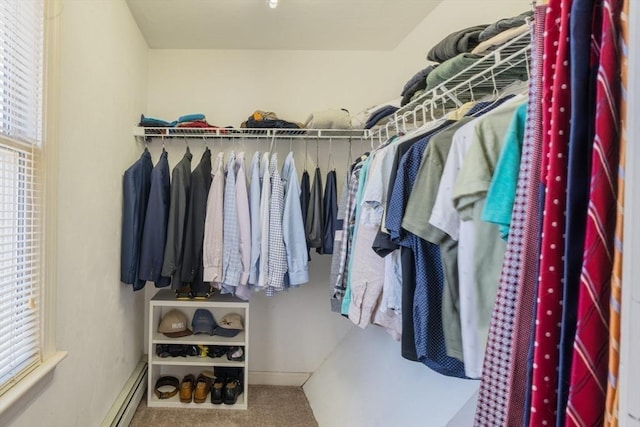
(193, 373, 212, 403)
(179, 374, 195, 403)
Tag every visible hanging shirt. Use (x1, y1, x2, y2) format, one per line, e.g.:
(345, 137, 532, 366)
(342, 155, 373, 316)
(121, 148, 153, 289)
(319, 170, 338, 254)
(332, 154, 368, 308)
(203, 152, 225, 286)
(222, 151, 243, 293)
(267, 153, 287, 295)
(481, 102, 528, 239)
(281, 152, 309, 286)
(403, 118, 473, 361)
(139, 149, 171, 288)
(300, 169, 311, 258)
(257, 152, 271, 290)
(161, 148, 192, 285)
(235, 152, 251, 300)
(452, 99, 525, 379)
(329, 173, 351, 313)
(386, 121, 467, 378)
(248, 151, 262, 286)
(305, 167, 324, 249)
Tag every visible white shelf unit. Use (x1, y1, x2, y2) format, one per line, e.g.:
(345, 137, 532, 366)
(147, 289, 250, 410)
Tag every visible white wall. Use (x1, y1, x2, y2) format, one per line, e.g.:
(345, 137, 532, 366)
(1, 1, 149, 426)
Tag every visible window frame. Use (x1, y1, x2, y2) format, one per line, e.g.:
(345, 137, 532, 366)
(0, 0, 66, 415)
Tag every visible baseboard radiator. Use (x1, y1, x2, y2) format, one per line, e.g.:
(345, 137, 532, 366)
(100, 360, 148, 427)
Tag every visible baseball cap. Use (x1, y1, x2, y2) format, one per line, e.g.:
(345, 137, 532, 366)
(191, 309, 217, 335)
(158, 309, 193, 338)
(213, 313, 244, 337)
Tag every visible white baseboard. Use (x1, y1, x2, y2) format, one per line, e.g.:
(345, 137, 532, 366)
(248, 371, 311, 386)
(100, 361, 147, 427)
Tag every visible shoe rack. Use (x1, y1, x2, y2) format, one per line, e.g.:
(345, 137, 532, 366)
(147, 289, 249, 410)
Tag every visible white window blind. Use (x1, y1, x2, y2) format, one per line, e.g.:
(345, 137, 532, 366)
(0, 0, 44, 396)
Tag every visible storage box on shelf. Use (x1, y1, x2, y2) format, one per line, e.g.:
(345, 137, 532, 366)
(148, 289, 249, 410)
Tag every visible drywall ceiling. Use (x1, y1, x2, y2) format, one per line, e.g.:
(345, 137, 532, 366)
(126, 0, 442, 50)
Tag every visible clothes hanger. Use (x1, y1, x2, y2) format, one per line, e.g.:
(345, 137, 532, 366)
(183, 136, 191, 155)
(315, 135, 320, 170)
(304, 138, 309, 172)
(347, 136, 353, 171)
(327, 137, 335, 171)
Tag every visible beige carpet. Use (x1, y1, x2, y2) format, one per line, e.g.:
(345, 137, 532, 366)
(130, 385, 318, 427)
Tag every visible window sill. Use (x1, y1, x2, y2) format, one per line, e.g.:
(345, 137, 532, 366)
(0, 350, 67, 416)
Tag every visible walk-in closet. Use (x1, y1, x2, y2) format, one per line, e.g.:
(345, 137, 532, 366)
(1, 1, 638, 426)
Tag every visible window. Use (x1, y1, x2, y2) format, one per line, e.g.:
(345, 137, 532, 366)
(0, 0, 45, 396)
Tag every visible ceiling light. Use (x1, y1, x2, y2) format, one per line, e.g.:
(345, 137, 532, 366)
(269, 0, 278, 8)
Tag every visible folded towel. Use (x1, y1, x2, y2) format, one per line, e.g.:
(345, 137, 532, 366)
(138, 114, 177, 127)
(177, 113, 206, 123)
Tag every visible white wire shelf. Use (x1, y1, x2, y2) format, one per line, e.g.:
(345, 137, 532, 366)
(371, 29, 532, 143)
(133, 126, 370, 140)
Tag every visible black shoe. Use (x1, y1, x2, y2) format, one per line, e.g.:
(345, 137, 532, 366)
(223, 378, 243, 405)
(226, 346, 244, 362)
(211, 377, 225, 405)
(207, 345, 229, 359)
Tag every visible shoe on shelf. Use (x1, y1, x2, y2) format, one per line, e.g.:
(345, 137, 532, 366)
(210, 376, 225, 405)
(179, 374, 195, 403)
(226, 346, 244, 362)
(223, 378, 243, 405)
(207, 345, 229, 359)
(193, 373, 212, 403)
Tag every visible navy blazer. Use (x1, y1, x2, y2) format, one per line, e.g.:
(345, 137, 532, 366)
(138, 149, 171, 289)
(120, 149, 153, 288)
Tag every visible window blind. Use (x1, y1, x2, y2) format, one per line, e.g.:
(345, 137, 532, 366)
(0, 0, 44, 395)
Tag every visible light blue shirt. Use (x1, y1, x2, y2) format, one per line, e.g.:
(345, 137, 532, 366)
(222, 151, 242, 291)
(248, 151, 262, 285)
(281, 152, 309, 286)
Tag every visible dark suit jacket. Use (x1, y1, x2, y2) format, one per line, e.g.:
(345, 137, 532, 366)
(161, 149, 193, 285)
(139, 149, 171, 289)
(180, 148, 212, 295)
(120, 149, 153, 287)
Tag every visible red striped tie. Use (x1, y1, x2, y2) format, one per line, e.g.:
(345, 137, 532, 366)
(565, 0, 622, 425)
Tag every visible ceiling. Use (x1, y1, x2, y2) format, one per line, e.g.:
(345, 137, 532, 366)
(125, 0, 442, 50)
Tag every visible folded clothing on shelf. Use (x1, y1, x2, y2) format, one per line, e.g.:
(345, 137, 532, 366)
(426, 24, 488, 63)
(138, 114, 177, 127)
(304, 108, 352, 129)
(242, 110, 303, 130)
(177, 113, 206, 123)
(425, 52, 528, 94)
(364, 105, 399, 129)
(401, 65, 438, 106)
(478, 10, 533, 42)
(471, 24, 530, 56)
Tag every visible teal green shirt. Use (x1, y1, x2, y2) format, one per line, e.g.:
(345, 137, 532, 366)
(481, 103, 527, 239)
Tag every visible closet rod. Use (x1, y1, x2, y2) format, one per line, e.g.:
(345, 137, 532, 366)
(133, 127, 370, 140)
(373, 29, 532, 143)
